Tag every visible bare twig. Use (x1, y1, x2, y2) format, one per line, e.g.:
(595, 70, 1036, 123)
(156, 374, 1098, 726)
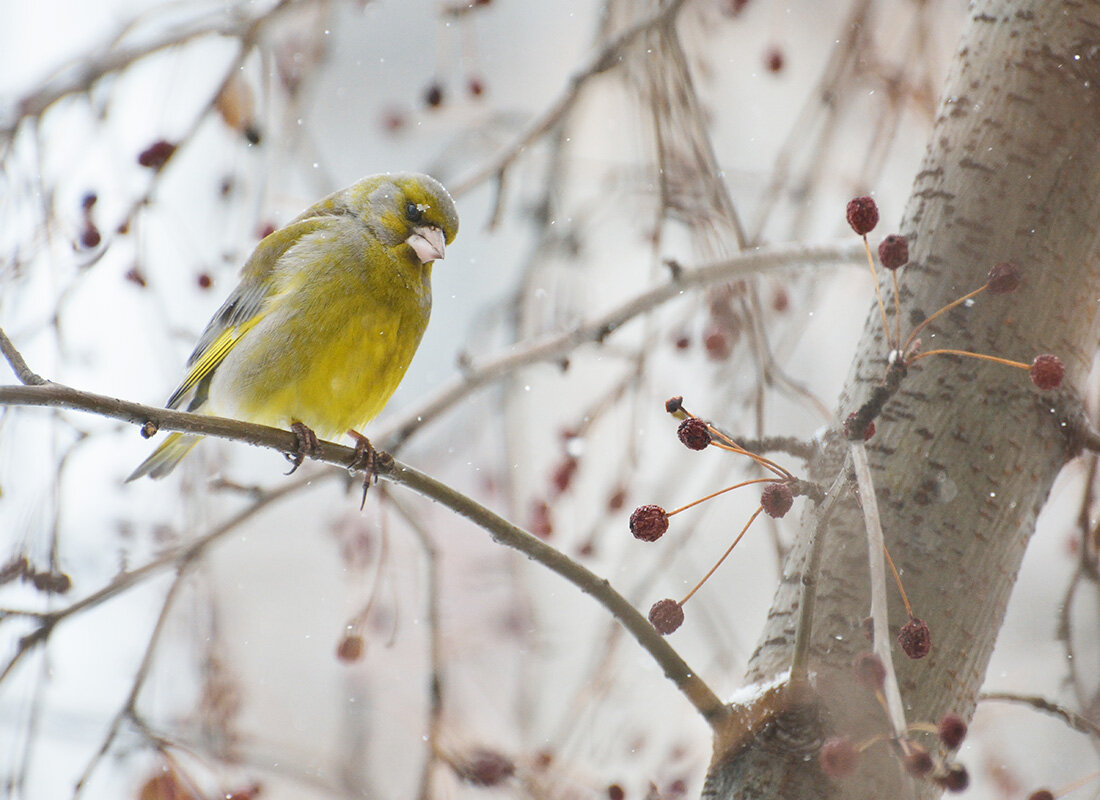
(790, 460, 851, 684)
(979, 691, 1100, 740)
(0, 373, 728, 727)
(385, 493, 444, 800)
(74, 565, 193, 796)
(0, 328, 45, 385)
(380, 240, 863, 449)
(449, 0, 689, 200)
(850, 441, 907, 737)
(3, 0, 299, 137)
(380, 457, 729, 727)
(0, 477, 310, 686)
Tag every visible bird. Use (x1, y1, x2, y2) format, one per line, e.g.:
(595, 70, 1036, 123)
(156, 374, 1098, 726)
(127, 172, 459, 482)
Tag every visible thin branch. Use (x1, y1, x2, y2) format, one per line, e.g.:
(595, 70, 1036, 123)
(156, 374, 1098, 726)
(2, 0, 299, 137)
(0, 477, 310, 685)
(386, 493, 444, 800)
(790, 460, 851, 685)
(850, 441, 907, 738)
(0, 375, 728, 727)
(0, 328, 45, 385)
(448, 0, 689, 199)
(380, 240, 863, 449)
(381, 455, 729, 727)
(74, 564, 194, 796)
(979, 691, 1100, 740)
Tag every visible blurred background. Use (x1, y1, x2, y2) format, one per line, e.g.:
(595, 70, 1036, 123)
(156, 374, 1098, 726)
(1, 1, 1095, 798)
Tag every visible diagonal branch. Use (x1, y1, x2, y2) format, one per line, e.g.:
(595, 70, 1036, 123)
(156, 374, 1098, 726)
(0, 371, 728, 727)
(379, 240, 862, 448)
(448, 0, 689, 200)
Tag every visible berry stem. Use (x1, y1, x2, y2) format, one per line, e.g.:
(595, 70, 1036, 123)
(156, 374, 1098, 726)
(902, 284, 987, 354)
(882, 540, 913, 617)
(851, 441, 908, 738)
(908, 348, 1028, 371)
(1056, 768, 1100, 797)
(668, 478, 778, 517)
(863, 237, 895, 350)
(891, 270, 902, 350)
(679, 506, 765, 605)
(706, 427, 794, 479)
(906, 722, 938, 736)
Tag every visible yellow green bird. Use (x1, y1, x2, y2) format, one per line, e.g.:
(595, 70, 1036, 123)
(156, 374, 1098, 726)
(127, 172, 459, 481)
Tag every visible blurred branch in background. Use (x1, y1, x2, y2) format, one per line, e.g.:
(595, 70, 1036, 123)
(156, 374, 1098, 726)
(3, 1, 1097, 799)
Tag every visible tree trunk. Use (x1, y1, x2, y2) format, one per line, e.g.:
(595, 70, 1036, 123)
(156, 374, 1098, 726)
(704, 1, 1100, 797)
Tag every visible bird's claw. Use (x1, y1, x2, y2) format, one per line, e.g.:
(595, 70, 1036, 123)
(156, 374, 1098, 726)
(285, 422, 321, 474)
(348, 431, 378, 510)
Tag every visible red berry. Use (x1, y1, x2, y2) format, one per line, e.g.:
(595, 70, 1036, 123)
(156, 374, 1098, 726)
(677, 418, 711, 450)
(761, 482, 794, 518)
(1028, 791, 1055, 800)
(137, 139, 177, 170)
(550, 456, 579, 495)
(846, 196, 879, 235)
(903, 743, 933, 777)
(819, 736, 858, 778)
(79, 224, 101, 249)
(336, 634, 364, 662)
(424, 82, 444, 108)
(529, 500, 553, 539)
(851, 652, 885, 690)
(703, 325, 733, 360)
(987, 261, 1021, 294)
(648, 598, 684, 634)
(453, 749, 515, 786)
(937, 712, 967, 749)
(630, 505, 669, 542)
(897, 617, 931, 659)
(381, 108, 406, 133)
(764, 47, 784, 72)
(878, 234, 909, 270)
(31, 571, 71, 593)
(938, 762, 969, 793)
(197, 272, 213, 289)
(1029, 354, 1064, 390)
(607, 487, 626, 511)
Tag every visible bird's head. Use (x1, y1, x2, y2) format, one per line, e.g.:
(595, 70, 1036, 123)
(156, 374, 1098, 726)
(349, 172, 459, 264)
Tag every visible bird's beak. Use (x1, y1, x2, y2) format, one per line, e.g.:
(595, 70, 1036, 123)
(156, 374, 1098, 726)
(406, 225, 446, 264)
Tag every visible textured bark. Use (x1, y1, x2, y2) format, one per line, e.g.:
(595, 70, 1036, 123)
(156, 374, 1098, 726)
(704, 1, 1100, 797)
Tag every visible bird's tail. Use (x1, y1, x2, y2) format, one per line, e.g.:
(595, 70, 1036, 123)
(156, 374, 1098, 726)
(125, 432, 203, 481)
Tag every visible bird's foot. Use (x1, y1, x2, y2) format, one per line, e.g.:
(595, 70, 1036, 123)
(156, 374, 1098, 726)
(347, 430, 378, 509)
(285, 422, 321, 474)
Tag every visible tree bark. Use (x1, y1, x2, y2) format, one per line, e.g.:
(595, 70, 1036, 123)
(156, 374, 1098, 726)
(704, 1, 1100, 797)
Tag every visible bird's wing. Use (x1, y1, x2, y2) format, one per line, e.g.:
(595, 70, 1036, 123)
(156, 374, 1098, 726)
(165, 217, 334, 411)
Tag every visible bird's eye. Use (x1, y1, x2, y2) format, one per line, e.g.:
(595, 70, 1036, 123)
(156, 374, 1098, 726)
(405, 202, 423, 223)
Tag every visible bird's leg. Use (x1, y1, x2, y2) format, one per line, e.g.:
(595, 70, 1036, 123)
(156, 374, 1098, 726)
(285, 421, 321, 474)
(347, 430, 378, 510)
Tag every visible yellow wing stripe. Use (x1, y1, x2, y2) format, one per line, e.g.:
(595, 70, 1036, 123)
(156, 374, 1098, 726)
(168, 316, 262, 409)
